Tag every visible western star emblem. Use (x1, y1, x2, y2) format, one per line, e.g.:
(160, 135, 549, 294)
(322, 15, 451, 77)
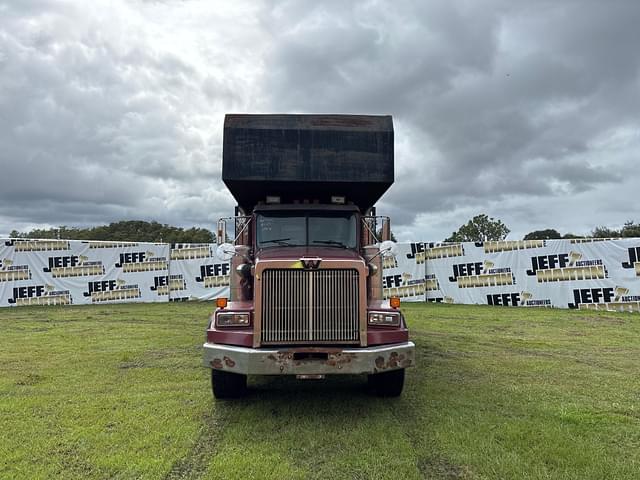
(301, 258, 322, 269)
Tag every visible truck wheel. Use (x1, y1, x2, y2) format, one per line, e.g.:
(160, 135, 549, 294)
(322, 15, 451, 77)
(368, 368, 405, 397)
(211, 370, 247, 399)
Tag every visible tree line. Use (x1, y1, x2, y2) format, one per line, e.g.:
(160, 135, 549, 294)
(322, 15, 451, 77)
(9, 220, 214, 244)
(445, 214, 640, 242)
(9, 216, 640, 244)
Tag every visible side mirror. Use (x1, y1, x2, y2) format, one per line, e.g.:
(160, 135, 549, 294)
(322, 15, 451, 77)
(379, 240, 397, 258)
(216, 243, 236, 262)
(216, 219, 227, 245)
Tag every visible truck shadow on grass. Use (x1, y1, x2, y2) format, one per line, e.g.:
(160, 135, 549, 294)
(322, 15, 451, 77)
(248, 374, 372, 396)
(229, 374, 387, 416)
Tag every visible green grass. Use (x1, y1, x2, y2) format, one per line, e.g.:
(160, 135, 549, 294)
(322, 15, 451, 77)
(1, 302, 638, 479)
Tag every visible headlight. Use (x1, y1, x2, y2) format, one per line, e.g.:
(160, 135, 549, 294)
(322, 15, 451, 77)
(216, 312, 250, 327)
(368, 311, 400, 326)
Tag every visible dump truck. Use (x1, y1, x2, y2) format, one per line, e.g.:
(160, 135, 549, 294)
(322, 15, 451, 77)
(203, 114, 415, 398)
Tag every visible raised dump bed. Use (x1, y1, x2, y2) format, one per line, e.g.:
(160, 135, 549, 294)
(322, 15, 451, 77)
(222, 114, 394, 212)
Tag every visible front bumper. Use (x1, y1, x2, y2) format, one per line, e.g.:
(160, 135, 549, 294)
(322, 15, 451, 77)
(202, 341, 415, 376)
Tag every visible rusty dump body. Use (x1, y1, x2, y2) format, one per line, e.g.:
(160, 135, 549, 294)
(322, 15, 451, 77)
(203, 114, 414, 391)
(222, 114, 394, 212)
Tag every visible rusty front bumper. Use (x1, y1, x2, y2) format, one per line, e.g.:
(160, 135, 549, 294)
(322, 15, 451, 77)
(202, 342, 415, 375)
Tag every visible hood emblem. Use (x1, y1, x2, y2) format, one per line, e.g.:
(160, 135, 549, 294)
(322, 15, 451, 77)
(301, 257, 322, 269)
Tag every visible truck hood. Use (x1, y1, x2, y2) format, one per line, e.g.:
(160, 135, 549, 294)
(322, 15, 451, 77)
(255, 246, 364, 261)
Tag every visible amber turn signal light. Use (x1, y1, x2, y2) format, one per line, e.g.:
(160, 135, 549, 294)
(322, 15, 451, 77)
(216, 297, 228, 309)
(390, 296, 401, 309)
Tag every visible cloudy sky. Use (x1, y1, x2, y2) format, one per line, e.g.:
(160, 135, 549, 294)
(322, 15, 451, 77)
(1, 0, 639, 241)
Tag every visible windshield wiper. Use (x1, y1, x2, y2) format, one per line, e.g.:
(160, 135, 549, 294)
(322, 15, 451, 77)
(311, 240, 348, 248)
(261, 238, 293, 246)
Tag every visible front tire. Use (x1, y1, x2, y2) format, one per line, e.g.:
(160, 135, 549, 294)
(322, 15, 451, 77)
(368, 368, 405, 397)
(211, 370, 247, 399)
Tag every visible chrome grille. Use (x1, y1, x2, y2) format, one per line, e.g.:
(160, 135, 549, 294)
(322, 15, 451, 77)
(261, 269, 360, 344)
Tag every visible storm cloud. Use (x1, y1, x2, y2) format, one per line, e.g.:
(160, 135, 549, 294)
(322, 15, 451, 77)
(1, 0, 639, 240)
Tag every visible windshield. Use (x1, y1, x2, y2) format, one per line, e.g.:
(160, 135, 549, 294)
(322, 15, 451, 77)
(257, 212, 357, 249)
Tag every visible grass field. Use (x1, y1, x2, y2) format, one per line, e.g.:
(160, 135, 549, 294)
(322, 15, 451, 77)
(1, 302, 639, 479)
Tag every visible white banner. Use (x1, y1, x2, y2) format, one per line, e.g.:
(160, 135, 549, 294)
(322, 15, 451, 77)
(424, 239, 640, 312)
(381, 242, 426, 302)
(2, 238, 640, 312)
(0, 239, 170, 307)
(168, 244, 230, 301)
